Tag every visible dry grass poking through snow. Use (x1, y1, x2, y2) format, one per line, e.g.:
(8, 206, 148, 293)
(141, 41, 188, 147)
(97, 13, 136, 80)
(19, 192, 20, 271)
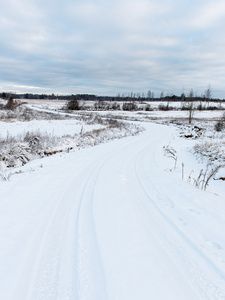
(194, 141, 225, 164)
(0, 116, 143, 172)
(0, 104, 70, 122)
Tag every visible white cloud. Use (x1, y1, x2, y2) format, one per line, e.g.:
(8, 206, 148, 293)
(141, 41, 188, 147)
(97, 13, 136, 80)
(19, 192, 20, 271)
(191, 0, 225, 29)
(0, 0, 225, 97)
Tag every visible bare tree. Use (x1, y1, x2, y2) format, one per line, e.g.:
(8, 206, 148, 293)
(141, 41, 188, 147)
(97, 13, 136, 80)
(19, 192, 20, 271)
(147, 90, 151, 100)
(205, 85, 212, 99)
(181, 92, 185, 102)
(140, 92, 145, 103)
(151, 92, 155, 100)
(205, 85, 212, 107)
(188, 89, 194, 124)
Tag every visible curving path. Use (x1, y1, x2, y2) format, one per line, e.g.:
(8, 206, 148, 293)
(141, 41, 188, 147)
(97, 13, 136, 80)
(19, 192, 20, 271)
(0, 123, 225, 299)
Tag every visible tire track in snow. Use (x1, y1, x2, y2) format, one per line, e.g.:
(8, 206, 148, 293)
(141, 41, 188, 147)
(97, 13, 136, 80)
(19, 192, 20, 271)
(76, 158, 109, 300)
(16, 149, 106, 299)
(75, 135, 145, 300)
(29, 155, 110, 300)
(25, 173, 82, 300)
(133, 139, 225, 300)
(87, 131, 202, 300)
(4, 122, 225, 299)
(18, 136, 142, 300)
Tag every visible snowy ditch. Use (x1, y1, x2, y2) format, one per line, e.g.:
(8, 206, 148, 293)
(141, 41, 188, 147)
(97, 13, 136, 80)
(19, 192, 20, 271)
(0, 113, 143, 176)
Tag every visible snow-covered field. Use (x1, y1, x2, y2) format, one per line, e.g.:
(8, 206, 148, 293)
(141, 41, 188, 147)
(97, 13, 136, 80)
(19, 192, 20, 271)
(0, 100, 225, 299)
(0, 119, 103, 139)
(22, 98, 225, 111)
(0, 105, 142, 170)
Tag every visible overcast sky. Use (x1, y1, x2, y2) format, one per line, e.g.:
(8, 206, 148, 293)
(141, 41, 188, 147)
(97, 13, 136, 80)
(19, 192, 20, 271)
(1, 0, 225, 97)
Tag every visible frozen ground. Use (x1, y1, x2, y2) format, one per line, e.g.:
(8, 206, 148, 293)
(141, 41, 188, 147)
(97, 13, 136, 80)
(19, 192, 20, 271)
(0, 105, 142, 170)
(0, 102, 225, 299)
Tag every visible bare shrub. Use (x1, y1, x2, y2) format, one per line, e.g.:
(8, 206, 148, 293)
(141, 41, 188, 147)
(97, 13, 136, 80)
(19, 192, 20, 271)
(197, 102, 204, 111)
(206, 106, 218, 111)
(145, 104, 153, 111)
(107, 118, 121, 128)
(215, 113, 225, 132)
(193, 141, 223, 163)
(122, 102, 138, 111)
(5, 97, 16, 110)
(158, 104, 169, 111)
(215, 121, 224, 132)
(94, 101, 109, 110)
(110, 102, 120, 110)
(66, 99, 80, 110)
(181, 105, 189, 111)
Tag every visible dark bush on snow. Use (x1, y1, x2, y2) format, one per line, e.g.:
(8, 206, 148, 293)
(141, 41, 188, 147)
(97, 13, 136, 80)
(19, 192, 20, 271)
(122, 102, 138, 111)
(145, 104, 153, 111)
(215, 121, 224, 132)
(66, 99, 80, 110)
(207, 106, 218, 111)
(5, 97, 17, 110)
(215, 113, 225, 132)
(158, 104, 173, 111)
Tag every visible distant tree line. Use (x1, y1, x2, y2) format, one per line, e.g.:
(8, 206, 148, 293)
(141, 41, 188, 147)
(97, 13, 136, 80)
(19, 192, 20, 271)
(0, 88, 224, 103)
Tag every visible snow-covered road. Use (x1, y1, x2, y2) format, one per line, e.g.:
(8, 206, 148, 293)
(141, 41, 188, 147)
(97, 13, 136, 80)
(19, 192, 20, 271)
(1, 123, 225, 299)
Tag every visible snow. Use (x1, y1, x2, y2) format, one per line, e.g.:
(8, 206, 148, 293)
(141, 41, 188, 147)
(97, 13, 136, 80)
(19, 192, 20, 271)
(0, 119, 102, 139)
(22, 98, 225, 110)
(0, 114, 142, 170)
(0, 119, 225, 299)
(69, 108, 225, 126)
(21, 98, 225, 122)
